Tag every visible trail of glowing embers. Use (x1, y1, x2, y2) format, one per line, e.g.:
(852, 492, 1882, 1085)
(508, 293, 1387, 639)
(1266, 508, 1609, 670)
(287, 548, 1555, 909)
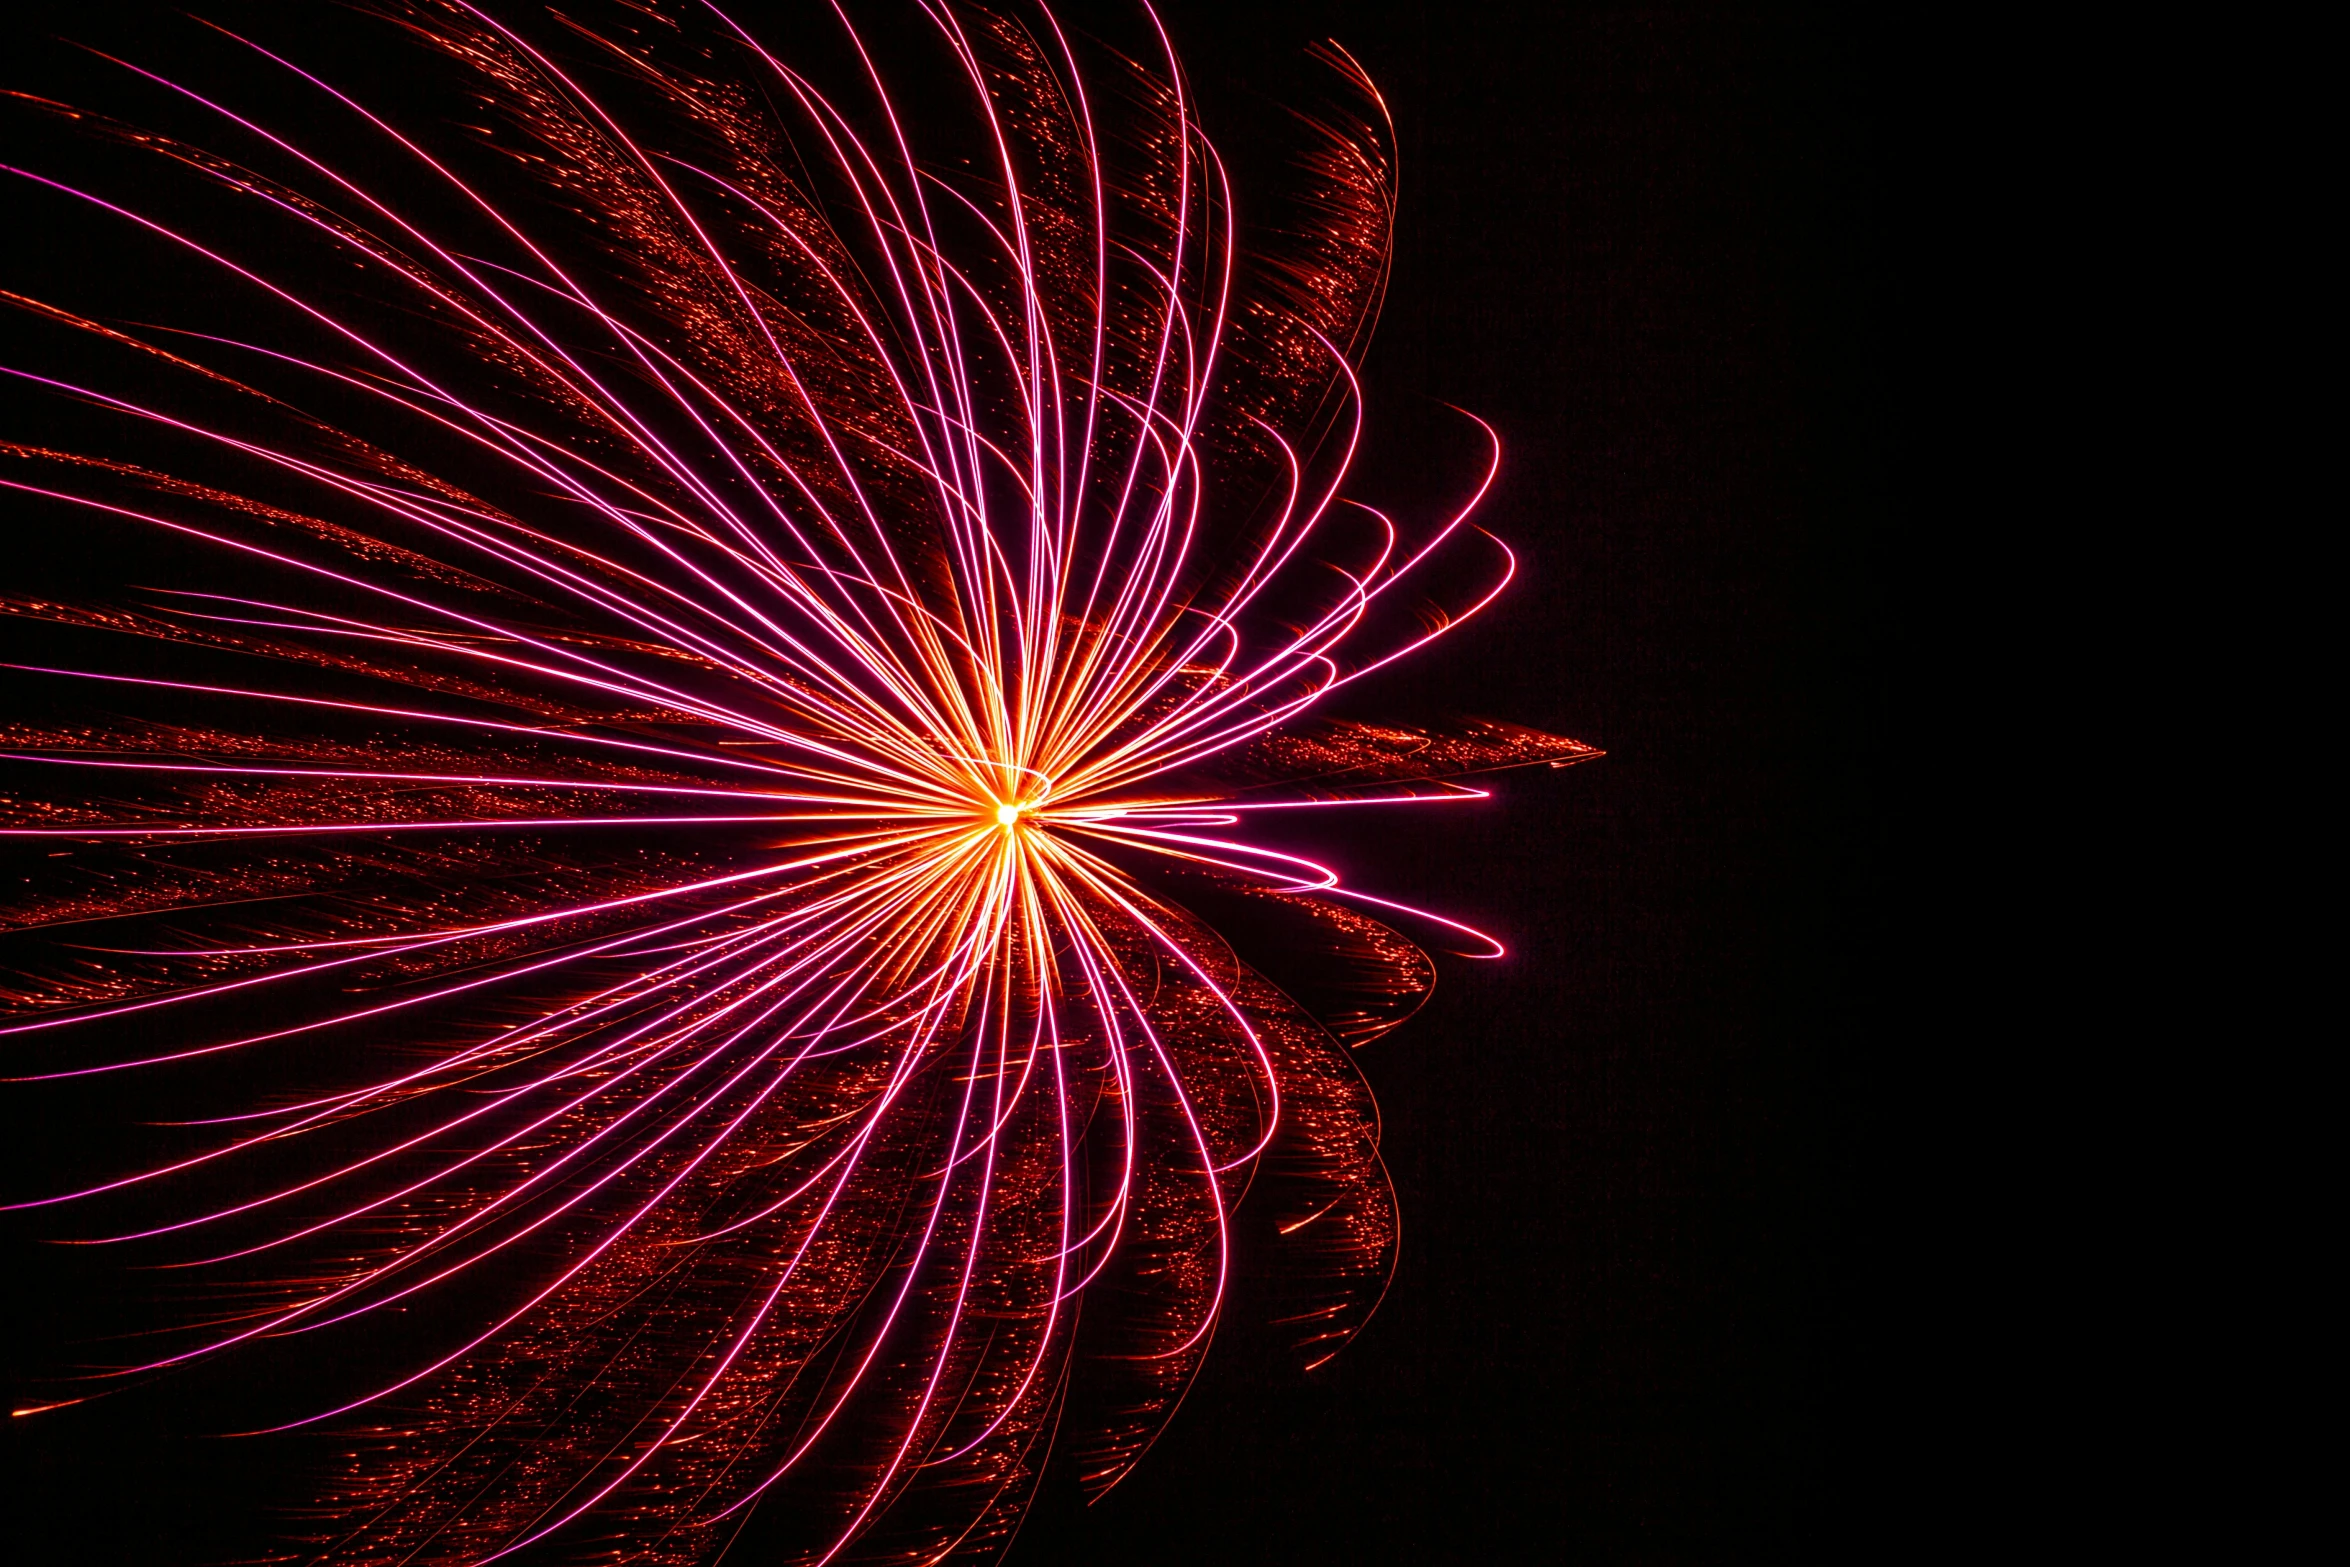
(0, 3, 1593, 1561)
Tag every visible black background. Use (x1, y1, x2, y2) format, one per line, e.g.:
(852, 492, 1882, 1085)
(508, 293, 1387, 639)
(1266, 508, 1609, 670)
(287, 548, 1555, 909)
(0, 2, 1879, 1562)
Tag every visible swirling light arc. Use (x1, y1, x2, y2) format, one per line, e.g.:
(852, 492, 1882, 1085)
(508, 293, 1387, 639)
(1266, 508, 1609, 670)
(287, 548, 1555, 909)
(0, 2, 1598, 1561)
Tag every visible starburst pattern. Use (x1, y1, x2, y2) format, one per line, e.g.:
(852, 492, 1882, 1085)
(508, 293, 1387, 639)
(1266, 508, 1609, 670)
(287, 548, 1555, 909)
(0, 3, 1595, 1561)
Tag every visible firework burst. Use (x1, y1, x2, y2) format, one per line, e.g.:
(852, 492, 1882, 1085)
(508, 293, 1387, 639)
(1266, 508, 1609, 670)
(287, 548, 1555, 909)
(0, 2, 1595, 1561)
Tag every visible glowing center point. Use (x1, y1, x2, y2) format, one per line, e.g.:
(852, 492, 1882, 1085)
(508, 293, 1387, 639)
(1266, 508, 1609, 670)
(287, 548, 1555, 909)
(995, 802, 1023, 828)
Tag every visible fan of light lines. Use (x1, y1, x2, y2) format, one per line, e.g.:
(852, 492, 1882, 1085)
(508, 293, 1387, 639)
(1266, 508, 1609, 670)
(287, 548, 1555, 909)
(0, 3, 1595, 1561)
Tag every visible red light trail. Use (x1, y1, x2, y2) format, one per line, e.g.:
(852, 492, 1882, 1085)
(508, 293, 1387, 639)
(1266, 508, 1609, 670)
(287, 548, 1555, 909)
(0, 3, 1597, 1561)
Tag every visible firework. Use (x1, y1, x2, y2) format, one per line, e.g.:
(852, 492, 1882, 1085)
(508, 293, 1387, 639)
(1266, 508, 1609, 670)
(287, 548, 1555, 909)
(0, 3, 1596, 1561)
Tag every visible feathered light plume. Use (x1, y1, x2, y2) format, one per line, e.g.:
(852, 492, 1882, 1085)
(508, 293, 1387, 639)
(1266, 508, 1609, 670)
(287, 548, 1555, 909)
(0, 3, 1596, 1561)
